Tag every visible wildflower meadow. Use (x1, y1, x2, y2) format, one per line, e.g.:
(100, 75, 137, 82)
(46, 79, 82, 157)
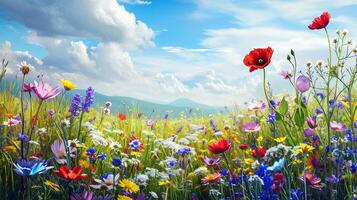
(0, 11, 357, 200)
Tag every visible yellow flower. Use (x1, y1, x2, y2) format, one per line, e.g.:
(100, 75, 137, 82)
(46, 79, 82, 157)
(244, 158, 255, 165)
(295, 143, 314, 155)
(44, 180, 60, 191)
(131, 151, 141, 157)
(2, 145, 17, 153)
(79, 159, 89, 168)
(119, 179, 140, 193)
(60, 78, 77, 91)
(293, 159, 303, 165)
(117, 195, 132, 200)
(274, 137, 286, 143)
(188, 172, 196, 178)
(158, 180, 171, 186)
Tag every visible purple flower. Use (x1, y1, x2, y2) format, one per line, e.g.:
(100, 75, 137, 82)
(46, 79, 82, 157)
(82, 87, 94, 113)
(316, 93, 325, 100)
(296, 75, 310, 93)
(210, 119, 219, 132)
(242, 122, 261, 133)
(306, 116, 318, 129)
(18, 133, 29, 143)
(48, 109, 55, 117)
(202, 156, 221, 167)
(69, 94, 82, 117)
(304, 128, 314, 137)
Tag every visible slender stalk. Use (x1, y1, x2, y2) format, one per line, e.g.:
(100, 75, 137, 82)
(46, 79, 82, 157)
(324, 28, 332, 144)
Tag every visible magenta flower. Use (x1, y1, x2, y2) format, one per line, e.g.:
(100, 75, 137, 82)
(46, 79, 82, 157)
(32, 81, 61, 100)
(330, 121, 345, 132)
(306, 116, 318, 129)
(202, 156, 221, 167)
(242, 122, 261, 132)
(296, 75, 311, 93)
(23, 83, 35, 92)
(246, 101, 266, 112)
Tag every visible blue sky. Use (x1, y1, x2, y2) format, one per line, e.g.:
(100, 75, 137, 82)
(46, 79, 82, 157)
(0, 0, 356, 106)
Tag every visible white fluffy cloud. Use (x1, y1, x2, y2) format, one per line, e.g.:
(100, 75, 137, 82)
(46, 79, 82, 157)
(0, 0, 154, 49)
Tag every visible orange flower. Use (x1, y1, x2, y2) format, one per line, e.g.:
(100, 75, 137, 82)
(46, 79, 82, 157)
(243, 47, 273, 72)
(201, 173, 221, 184)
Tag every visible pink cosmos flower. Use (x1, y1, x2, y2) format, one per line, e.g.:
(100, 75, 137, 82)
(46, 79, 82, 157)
(330, 121, 345, 132)
(23, 83, 35, 92)
(51, 140, 77, 164)
(32, 81, 61, 100)
(280, 71, 293, 79)
(242, 122, 261, 132)
(3, 117, 21, 127)
(246, 101, 266, 112)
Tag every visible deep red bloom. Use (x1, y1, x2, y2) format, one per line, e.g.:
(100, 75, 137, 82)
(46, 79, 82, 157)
(208, 139, 231, 154)
(243, 47, 273, 72)
(272, 172, 286, 191)
(54, 165, 88, 181)
(308, 11, 330, 30)
(239, 143, 249, 150)
(118, 113, 126, 120)
(251, 147, 266, 158)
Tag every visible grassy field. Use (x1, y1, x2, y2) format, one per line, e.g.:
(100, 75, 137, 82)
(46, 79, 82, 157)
(0, 11, 357, 200)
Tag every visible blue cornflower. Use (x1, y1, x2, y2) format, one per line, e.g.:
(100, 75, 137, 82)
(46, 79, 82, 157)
(315, 108, 323, 115)
(176, 147, 192, 157)
(13, 159, 52, 177)
(98, 153, 107, 161)
(351, 163, 357, 173)
(266, 112, 276, 124)
(111, 157, 122, 167)
(18, 133, 29, 143)
(82, 87, 94, 113)
(345, 148, 356, 157)
(129, 139, 141, 150)
(270, 99, 277, 107)
(68, 94, 82, 117)
(219, 169, 229, 177)
(86, 148, 96, 162)
(335, 103, 343, 109)
(316, 92, 325, 100)
(329, 99, 335, 108)
(267, 158, 285, 172)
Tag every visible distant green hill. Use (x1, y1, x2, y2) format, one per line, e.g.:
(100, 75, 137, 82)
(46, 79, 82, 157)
(66, 90, 222, 118)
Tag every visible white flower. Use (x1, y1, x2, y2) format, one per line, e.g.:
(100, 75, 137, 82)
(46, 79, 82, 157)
(194, 166, 208, 175)
(135, 174, 149, 186)
(145, 167, 159, 178)
(61, 119, 70, 127)
(36, 127, 47, 135)
(149, 191, 158, 199)
(90, 173, 119, 190)
(248, 175, 264, 186)
(112, 129, 124, 134)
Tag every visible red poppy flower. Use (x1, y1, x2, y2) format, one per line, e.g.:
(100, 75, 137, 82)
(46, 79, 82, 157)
(54, 165, 88, 181)
(251, 147, 266, 158)
(208, 139, 231, 154)
(239, 143, 249, 150)
(118, 113, 126, 120)
(308, 11, 330, 30)
(243, 47, 273, 72)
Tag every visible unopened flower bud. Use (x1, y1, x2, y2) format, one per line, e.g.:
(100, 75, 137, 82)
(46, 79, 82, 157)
(333, 38, 338, 44)
(306, 61, 313, 68)
(316, 59, 323, 67)
(347, 40, 352, 45)
(342, 29, 348, 36)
